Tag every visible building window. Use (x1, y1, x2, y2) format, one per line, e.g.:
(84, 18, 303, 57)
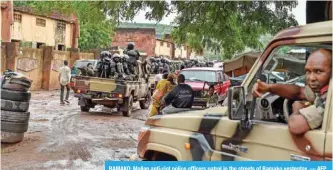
(160, 41, 164, 46)
(36, 18, 46, 27)
(37, 42, 45, 48)
(167, 43, 170, 48)
(14, 14, 22, 23)
(57, 44, 65, 51)
(57, 22, 66, 32)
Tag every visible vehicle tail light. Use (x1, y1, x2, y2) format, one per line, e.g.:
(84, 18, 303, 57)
(110, 93, 123, 98)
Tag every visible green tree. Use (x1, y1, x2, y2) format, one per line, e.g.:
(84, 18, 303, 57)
(14, 1, 115, 51)
(15, 1, 298, 58)
(106, 1, 298, 59)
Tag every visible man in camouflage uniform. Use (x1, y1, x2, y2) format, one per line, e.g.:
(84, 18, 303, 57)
(252, 49, 331, 135)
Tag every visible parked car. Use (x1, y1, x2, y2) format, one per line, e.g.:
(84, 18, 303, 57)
(180, 67, 231, 107)
(70, 59, 98, 89)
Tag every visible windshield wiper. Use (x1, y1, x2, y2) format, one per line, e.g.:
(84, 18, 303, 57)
(187, 78, 204, 82)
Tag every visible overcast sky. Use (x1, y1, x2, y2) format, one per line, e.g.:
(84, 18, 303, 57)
(130, 0, 306, 26)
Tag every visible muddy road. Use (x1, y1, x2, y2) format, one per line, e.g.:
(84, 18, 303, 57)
(1, 90, 149, 170)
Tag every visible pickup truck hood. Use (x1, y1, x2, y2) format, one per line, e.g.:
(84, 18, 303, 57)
(145, 106, 228, 133)
(185, 81, 210, 91)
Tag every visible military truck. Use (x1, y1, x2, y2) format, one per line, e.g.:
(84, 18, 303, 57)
(132, 20, 332, 161)
(73, 61, 152, 117)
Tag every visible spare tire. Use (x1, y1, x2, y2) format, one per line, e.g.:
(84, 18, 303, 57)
(1, 89, 31, 102)
(1, 121, 29, 133)
(1, 110, 30, 123)
(1, 99, 29, 112)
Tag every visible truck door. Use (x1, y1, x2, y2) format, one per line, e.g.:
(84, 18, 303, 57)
(221, 73, 231, 94)
(211, 41, 331, 160)
(324, 80, 332, 161)
(215, 72, 223, 95)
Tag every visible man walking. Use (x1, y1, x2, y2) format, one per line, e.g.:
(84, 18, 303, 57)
(59, 60, 71, 105)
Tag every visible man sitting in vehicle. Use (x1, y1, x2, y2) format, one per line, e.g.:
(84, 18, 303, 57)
(161, 74, 194, 114)
(252, 49, 331, 135)
(205, 85, 219, 108)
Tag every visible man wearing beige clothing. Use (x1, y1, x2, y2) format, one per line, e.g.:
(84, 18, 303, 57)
(58, 60, 71, 105)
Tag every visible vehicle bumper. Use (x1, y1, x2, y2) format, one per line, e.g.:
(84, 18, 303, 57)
(129, 154, 144, 161)
(74, 93, 91, 99)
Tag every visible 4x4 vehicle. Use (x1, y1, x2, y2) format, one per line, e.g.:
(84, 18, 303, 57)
(73, 61, 151, 117)
(180, 67, 231, 107)
(133, 20, 332, 161)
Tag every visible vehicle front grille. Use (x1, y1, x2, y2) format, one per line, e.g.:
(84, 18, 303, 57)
(193, 91, 202, 97)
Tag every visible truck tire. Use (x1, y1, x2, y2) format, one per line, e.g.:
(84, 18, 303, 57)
(2, 82, 29, 92)
(122, 95, 133, 117)
(1, 121, 29, 133)
(139, 92, 151, 109)
(80, 106, 90, 112)
(1, 110, 30, 123)
(1, 89, 31, 102)
(1, 99, 29, 112)
(1, 131, 24, 143)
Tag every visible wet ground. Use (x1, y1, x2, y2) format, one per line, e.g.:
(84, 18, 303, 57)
(1, 90, 149, 170)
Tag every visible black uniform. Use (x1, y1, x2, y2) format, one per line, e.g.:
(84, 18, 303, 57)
(164, 83, 194, 108)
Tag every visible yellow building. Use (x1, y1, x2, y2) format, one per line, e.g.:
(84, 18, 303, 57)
(174, 44, 188, 59)
(10, 6, 78, 50)
(155, 39, 172, 57)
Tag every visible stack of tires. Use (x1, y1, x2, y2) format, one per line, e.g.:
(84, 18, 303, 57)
(1, 71, 32, 143)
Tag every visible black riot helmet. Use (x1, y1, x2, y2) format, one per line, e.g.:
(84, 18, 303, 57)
(100, 51, 109, 59)
(112, 53, 121, 63)
(127, 42, 135, 50)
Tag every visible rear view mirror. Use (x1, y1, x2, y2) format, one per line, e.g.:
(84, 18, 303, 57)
(228, 86, 246, 120)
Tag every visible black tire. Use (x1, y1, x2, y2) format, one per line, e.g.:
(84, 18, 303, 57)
(122, 95, 133, 117)
(1, 121, 29, 133)
(2, 82, 29, 92)
(139, 92, 151, 109)
(1, 89, 31, 102)
(1, 132, 24, 143)
(6, 77, 32, 88)
(1, 99, 29, 112)
(80, 106, 90, 112)
(1, 110, 30, 123)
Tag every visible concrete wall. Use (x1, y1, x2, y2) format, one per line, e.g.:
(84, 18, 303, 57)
(111, 28, 156, 57)
(155, 39, 172, 57)
(11, 11, 73, 48)
(15, 48, 44, 90)
(80, 52, 94, 60)
(1, 42, 95, 90)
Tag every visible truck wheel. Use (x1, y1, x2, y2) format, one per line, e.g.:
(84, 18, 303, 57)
(122, 95, 133, 117)
(139, 92, 151, 109)
(80, 106, 90, 112)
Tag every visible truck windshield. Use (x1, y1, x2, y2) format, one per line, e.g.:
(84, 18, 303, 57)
(181, 70, 216, 82)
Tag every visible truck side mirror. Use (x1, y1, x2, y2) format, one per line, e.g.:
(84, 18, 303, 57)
(228, 86, 246, 120)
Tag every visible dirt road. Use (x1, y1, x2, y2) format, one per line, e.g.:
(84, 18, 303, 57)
(1, 90, 149, 170)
